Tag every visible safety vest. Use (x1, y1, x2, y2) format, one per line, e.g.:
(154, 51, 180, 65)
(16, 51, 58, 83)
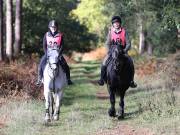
(46, 32, 62, 48)
(111, 27, 126, 47)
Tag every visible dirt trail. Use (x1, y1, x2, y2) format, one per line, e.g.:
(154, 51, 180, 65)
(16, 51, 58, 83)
(93, 74, 155, 134)
(96, 124, 155, 135)
(94, 87, 155, 135)
(95, 90, 155, 135)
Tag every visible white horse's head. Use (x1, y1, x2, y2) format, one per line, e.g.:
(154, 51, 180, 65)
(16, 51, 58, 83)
(47, 48, 60, 78)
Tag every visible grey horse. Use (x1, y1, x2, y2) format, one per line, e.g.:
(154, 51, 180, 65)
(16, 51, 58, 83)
(43, 48, 67, 122)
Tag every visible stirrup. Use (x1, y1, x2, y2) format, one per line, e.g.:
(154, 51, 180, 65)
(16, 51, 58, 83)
(130, 81, 137, 88)
(67, 80, 73, 85)
(36, 79, 42, 86)
(98, 79, 104, 86)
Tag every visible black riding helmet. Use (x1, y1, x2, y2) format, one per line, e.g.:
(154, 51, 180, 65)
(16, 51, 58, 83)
(48, 20, 58, 28)
(111, 16, 122, 24)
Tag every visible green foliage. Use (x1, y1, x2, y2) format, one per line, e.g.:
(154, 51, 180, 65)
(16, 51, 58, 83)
(7, 0, 178, 56)
(72, 0, 110, 43)
(22, 0, 97, 55)
(147, 16, 178, 56)
(73, 0, 180, 56)
(146, 1, 180, 56)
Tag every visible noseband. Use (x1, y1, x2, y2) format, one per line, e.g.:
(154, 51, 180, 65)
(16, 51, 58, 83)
(47, 58, 59, 79)
(47, 48, 60, 79)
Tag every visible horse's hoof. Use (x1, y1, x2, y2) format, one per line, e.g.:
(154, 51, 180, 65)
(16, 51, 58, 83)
(45, 113, 51, 122)
(68, 80, 73, 85)
(53, 115, 59, 121)
(98, 80, 104, 86)
(44, 118, 51, 123)
(108, 108, 116, 117)
(118, 115, 124, 120)
(117, 110, 124, 120)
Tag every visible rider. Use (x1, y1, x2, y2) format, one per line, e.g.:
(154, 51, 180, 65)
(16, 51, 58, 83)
(98, 16, 137, 88)
(36, 20, 73, 85)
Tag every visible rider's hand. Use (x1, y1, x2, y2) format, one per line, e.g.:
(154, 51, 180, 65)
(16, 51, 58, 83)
(123, 49, 127, 54)
(59, 55, 62, 61)
(116, 41, 122, 46)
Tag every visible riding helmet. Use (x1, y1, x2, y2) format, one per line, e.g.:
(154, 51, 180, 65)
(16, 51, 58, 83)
(111, 16, 122, 24)
(48, 20, 58, 28)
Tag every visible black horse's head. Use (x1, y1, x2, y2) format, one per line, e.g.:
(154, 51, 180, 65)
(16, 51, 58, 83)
(110, 45, 125, 73)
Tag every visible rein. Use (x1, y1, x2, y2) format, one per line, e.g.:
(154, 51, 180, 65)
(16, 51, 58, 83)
(110, 46, 125, 74)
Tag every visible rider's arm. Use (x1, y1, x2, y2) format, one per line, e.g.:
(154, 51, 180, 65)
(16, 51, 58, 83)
(43, 34, 47, 53)
(124, 31, 131, 53)
(105, 30, 111, 51)
(59, 36, 64, 56)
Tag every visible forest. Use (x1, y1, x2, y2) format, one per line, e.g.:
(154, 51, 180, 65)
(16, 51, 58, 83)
(0, 0, 179, 60)
(0, 0, 180, 135)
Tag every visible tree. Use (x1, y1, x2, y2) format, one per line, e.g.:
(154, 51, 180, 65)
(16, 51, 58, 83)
(6, 0, 13, 60)
(0, 0, 3, 61)
(22, 0, 96, 55)
(14, 0, 22, 57)
(73, 0, 179, 56)
(72, 0, 109, 43)
(146, 0, 179, 55)
(138, 17, 145, 54)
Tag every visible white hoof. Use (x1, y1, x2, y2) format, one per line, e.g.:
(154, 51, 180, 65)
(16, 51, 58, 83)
(45, 113, 51, 122)
(53, 114, 59, 121)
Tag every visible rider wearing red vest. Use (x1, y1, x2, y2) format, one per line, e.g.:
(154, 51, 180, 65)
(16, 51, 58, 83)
(36, 20, 73, 85)
(98, 16, 137, 88)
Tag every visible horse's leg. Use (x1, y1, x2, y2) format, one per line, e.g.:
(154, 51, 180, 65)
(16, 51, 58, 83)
(44, 88, 51, 122)
(108, 87, 116, 117)
(118, 91, 125, 119)
(53, 90, 63, 121)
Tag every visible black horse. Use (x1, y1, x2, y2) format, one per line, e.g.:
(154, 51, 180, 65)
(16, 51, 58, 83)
(106, 45, 132, 119)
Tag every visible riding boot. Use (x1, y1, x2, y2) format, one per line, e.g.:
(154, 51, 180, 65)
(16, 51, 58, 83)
(66, 67, 73, 85)
(128, 56, 137, 88)
(36, 68, 43, 86)
(98, 65, 106, 86)
(36, 55, 46, 86)
(60, 59, 73, 85)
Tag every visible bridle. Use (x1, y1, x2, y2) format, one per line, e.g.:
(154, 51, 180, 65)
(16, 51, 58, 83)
(47, 59, 59, 79)
(111, 45, 125, 74)
(47, 48, 60, 80)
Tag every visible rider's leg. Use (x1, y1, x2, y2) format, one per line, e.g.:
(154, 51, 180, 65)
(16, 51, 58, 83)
(36, 55, 47, 85)
(98, 55, 109, 86)
(59, 56, 73, 85)
(126, 55, 137, 88)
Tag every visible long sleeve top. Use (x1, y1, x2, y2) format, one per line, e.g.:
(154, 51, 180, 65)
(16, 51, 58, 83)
(43, 31, 64, 55)
(105, 27, 131, 53)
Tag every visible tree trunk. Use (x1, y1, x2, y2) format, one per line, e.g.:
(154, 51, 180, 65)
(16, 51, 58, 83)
(147, 43, 153, 55)
(139, 21, 145, 54)
(0, 0, 4, 61)
(6, 0, 13, 60)
(14, 0, 22, 57)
